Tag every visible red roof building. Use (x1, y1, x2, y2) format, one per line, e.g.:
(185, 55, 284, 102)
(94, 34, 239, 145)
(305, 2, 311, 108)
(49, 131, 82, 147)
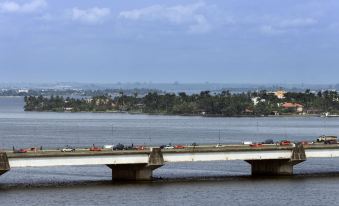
(281, 102, 304, 113)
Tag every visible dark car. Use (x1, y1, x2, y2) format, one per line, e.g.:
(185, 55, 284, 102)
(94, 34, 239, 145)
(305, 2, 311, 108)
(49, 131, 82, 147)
(263, 139, 274, 144)
(125, 145, 133, 150)
(113, 143, 125, 150)
(324, 140, 337, 144)
(191, 142, 198, 147)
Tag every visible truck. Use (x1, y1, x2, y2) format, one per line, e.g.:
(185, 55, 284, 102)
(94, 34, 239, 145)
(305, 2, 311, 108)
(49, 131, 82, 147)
(316, 135, 337, 142)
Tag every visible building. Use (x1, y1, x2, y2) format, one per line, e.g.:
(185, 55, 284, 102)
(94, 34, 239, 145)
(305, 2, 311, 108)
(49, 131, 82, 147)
(251, 97, 265, 106)
(281, 102, 303, 113)
(274, 90, 286, 99)
(18, 89, 29, 93)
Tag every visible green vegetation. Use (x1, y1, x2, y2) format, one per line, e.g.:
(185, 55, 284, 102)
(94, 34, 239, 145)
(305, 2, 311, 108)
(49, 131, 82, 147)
(24, 90, 339, 116)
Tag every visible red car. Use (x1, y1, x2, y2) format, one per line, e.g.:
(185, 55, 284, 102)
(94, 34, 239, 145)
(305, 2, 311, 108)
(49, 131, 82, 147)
(280, 140, 291, 146)
(136, 146, 145, 150)
(90, 146, 102, 151)
(174, 145, 185, 149)
(250, 143, 262, 147)
(14, 149, 28, 153)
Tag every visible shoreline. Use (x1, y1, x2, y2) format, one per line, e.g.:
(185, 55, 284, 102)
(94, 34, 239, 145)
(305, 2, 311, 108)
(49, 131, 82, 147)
(23, 110, 324, 118)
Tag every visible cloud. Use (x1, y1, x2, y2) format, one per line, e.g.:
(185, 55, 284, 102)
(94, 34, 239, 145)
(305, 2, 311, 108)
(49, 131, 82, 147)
(260, 17, 318, 35)
(119, 2, 212, 33)
(280, 18, 317, 28)
(260, 25, 285, 35)
(0, 0, 46, 13)
(72, 7, 111, 24)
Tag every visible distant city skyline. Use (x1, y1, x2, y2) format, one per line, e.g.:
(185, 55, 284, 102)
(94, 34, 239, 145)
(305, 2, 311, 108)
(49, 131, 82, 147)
(1, 0, 339, 84)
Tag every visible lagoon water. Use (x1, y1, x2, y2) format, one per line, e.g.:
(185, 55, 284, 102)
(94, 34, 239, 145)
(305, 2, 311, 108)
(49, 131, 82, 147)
(1, 97, 339, 205)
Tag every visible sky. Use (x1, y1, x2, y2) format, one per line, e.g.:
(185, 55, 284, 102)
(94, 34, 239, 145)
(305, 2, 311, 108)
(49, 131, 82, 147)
(1, 0, 339, 84)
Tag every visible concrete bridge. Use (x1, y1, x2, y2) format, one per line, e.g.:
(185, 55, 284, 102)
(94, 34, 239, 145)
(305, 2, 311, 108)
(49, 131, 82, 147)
(1, 144, 339, 181)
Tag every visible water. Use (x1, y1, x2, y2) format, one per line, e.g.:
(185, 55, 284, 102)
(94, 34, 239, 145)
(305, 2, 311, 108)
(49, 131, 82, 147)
(1, 96, 339, 205)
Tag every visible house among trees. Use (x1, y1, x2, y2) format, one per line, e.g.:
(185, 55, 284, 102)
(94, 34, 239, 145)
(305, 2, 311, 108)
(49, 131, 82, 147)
(281, 102, 304, 113)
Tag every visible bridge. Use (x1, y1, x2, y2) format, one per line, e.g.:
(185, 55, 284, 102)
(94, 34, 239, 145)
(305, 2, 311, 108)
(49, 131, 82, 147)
(1, 144, 339, 181)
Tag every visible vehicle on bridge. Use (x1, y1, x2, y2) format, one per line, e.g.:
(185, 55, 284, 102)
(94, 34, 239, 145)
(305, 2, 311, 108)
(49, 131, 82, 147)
(317, 135, 337, 143)
(113, 143, 125, 150)
(280, 140, 292, 146)
(190, 142, 198, 147)
(263, 139, 274, 144)
(174, 145, 185, 149)
(161, 144, 174, 149)
(135, 145, 145, 150)
(324, 139, 338, 144)
(103, 145, 114, 149)
(13, 148, 28, 153)
(90, 145, 102, 151)
(61, 146, 75, 152)
(28, 147, 38, 152)
(250, 143, 262, 147)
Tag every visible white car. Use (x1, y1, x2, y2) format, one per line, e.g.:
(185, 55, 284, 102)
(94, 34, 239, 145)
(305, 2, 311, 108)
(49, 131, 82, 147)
(164, 145, 174, 149)
(61, 147, 75, 152)
(103, 145, 114, 149)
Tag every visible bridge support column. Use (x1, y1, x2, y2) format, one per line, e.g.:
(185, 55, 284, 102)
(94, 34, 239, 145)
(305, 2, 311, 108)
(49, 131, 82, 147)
(0, 152, 10, 176)
(108, 164, 159, 181)
(246, 143, 306, 176)
(107, 148, 164, 181)
(246, 159, 295, 176)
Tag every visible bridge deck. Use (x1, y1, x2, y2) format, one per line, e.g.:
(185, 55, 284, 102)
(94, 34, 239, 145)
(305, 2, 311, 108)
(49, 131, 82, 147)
(3, 144, 339, 158)
(2, 144, 339, 168)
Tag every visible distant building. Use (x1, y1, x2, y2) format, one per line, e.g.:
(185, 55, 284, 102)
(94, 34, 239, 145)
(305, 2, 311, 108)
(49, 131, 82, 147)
(251, 97, 265, 106)
(85, 98, 93, 103)
(18, 89, 29, 93)
(281, 102, 303, 113)
(64, 107, 73, 111)
(271, 111, 279, 116)
(274, 90, 286, 99)
(251, 97, 259, 105)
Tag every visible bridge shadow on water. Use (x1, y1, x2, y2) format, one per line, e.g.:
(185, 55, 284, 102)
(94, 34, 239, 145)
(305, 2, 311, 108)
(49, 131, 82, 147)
(2, 172, 339, 191)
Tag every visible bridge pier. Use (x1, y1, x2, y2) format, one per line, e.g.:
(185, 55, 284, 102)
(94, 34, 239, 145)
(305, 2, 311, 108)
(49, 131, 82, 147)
(107, 148, 164, 181)
(108, 164, 161, 181)
(246, 143, 306, 176)
(0, 152, 10, 175)
(246, 159, 295, 176)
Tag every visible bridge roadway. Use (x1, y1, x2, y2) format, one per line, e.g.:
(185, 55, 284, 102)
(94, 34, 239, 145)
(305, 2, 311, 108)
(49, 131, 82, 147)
(1, 144, 339, 180)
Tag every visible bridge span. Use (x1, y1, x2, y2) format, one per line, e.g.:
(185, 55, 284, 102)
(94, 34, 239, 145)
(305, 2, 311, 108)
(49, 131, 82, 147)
(1, 144, 339, 181)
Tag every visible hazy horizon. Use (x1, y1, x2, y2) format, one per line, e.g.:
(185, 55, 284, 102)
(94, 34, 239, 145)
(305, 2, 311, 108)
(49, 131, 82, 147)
(1, 81, 339, 85)
(1, 82, 339, 92)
